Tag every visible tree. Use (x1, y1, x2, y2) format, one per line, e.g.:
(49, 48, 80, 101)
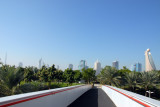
(74, 70, 82, 83)
(0, 65, 24, 94)
(82, 68, 96, 84)
(54, 70, 63, 83)
(38, 65, 56, 88)
(139, 71, 159, 96)
(24, 67, 34, 82)
(38, 65, 48, 82)
(97, 66, 119, 86)
(118, 66, 131, 76)
(125, 72, 138, 92)
(63, 68, 75, 84)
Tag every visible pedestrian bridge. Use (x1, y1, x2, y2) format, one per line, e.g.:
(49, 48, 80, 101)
(0, 84, 160, 107)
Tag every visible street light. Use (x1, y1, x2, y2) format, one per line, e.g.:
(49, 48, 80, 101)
(146, 90, 154, 98)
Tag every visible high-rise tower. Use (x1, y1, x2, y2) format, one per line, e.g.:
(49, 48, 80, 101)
(112, 61, 119, 70)
(39, 58, 42, 69)
(145, 49, 156, 72)
(19, 62, 23, 67)
(94, 60, 101, 75)
(78, 60, 87, 72)
(136, 63, 142, 72)
(69, 64, 73, 70)
(131, 63, 142, 72)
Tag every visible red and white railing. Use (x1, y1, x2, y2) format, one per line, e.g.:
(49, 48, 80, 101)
(0, 85, 91, 107)
(102, 85, 160, 107)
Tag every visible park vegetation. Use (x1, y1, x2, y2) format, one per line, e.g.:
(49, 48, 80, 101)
(97, 66, 160, 100)
(0, 64, 95, 97)
(1, 63, 160, 100)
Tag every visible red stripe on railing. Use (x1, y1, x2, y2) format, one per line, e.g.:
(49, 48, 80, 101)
(0, 85, 84, 107)
(104, 85, 151, 107)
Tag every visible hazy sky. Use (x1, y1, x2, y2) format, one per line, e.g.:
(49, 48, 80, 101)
(0, 0, 160, 70)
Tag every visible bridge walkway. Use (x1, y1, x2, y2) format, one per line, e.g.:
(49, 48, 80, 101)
(68, 87, 116, 107)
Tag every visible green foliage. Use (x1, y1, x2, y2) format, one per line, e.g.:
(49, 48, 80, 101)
(63, 68, 75, 84)
(82, 68, 96, 84)
(24, 67, 35, 82)
(118, 66, 131, 76)
(97, 66, 119, 86)
(38, 66, 49, 82)
(0, 65, 24, 89)
(0, 84, 12, 97)
(54, 70, 63, 82)
(19, 82, 49, 93)
(0, 64, 84, 97)
(74, 70, 82, 83)
(124, 72, 138, 91)
(139, 71, 159, 95)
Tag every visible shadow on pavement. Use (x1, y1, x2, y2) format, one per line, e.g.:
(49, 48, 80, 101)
(68, 87, 116, 107)
(68, 88, 98, 107)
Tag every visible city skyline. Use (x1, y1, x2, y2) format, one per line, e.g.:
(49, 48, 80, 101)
(0, 0, 160, 70)
(0, 52, 157, 72)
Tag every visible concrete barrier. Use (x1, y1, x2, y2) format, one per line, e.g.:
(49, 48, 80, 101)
(102, 85, 160, 107)
(0, 85, 91, 107)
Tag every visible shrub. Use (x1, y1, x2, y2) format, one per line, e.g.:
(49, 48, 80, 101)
(0, 84, 12, 97)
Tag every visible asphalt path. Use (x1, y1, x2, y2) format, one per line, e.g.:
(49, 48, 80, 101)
(68, 87, 116, 107)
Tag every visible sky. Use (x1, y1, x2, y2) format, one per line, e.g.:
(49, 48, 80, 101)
(0, 0, 160, 71)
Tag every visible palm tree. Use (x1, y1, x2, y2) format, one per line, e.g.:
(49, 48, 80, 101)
(97, 66, 119, 86)
(0, 65, 24, 94)
(125, 72, 138, 92)
(139, 71, 159, 96)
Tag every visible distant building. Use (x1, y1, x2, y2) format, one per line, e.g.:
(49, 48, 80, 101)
(131, 64, 136, 71)
(0, 58, 3, 66)
(145, 49, 156, 72)
(112, 61, 119, 70)
(136, 63, 142, 72)
(18, 62, 23, 67)
(85, 66, 89, 69)
(69, 64, 73, 70)
(131, 63, 142, 72)
(39, 58, 42, 69)
(57, 65, 59, 70)
(0, 58, 2, 64)
(94, 60, 102, 75)
(78, 60, 88, 72)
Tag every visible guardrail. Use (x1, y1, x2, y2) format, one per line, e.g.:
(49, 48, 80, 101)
(102, 85, 160, 107)
(0, 85, 91, 107)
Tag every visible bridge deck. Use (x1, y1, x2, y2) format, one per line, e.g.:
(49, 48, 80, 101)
(68, 87, 116, 107)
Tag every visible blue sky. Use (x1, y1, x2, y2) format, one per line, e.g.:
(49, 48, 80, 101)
(0, 0, 160, 70)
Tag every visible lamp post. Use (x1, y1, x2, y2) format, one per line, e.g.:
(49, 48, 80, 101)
(146, 90, 154, 98)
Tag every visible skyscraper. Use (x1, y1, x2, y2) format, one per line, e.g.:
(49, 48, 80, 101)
(131, 64, 136, 71)
(39, 58, 42, 69)
(18, 62, 23, 67)
(69, 64, 73, 70)
(145, 49, 156, 72)
(0, 58, 3, 66)
(94, 60, 101, 75)
(78, 60, 87, 72)
(57, 65, 59, 70)
(112, 61, 119, 70)
(131, 63, 142, 72)
(136, 63, 142, 72)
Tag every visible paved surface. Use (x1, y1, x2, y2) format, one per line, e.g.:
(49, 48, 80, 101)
(68, 87, 116, 107)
